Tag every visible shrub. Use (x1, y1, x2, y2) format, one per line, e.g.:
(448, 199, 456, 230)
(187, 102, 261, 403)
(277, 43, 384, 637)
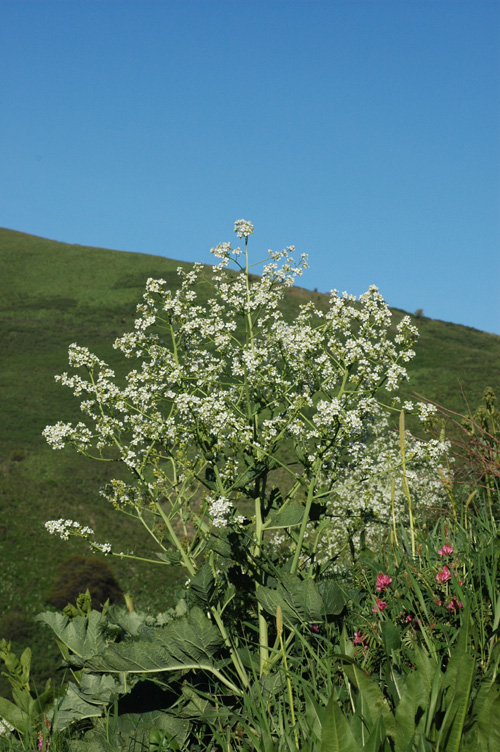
(45, 555, 123, 610)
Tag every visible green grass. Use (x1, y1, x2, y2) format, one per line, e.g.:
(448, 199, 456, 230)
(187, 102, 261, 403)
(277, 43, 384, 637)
(1, 225, 499, 696)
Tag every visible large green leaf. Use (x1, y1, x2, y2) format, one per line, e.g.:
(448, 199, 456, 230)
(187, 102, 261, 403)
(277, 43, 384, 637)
(302, 687, 324, 746)
(381, 620, 401, 655)
(69, 711, 189, 752)
(37, 610, 109, 665)
(474, 683, 500, 751)
(51, 673, 121, 731)
(0, 695, 30, 734)
(342, 663, 396, 738)
(319, 580, 347, 616)
(394, 672, 429, 752)
(256, 573, 324, 625)
(438, 648, 475, 752)
(85, 606, 240, 693)
(362, 713, 388, 752)
(266, 502, 304, 529)
(320, 692, 358, 752)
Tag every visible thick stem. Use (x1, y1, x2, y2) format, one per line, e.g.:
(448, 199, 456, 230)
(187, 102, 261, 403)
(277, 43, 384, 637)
(399, 411, 415, 558)
(209, 607, 250, 690)
(155, 503, 196, 577)
(290, 457, 322, 575)
(253, 495, 270, 674)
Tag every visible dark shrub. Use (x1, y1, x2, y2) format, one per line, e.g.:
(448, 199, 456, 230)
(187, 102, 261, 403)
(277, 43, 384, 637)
(46, 555, 124, 610)
(0, 609, 33, 642)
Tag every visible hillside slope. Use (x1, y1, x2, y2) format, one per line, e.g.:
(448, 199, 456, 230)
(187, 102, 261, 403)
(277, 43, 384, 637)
(1, 226, 499, 621)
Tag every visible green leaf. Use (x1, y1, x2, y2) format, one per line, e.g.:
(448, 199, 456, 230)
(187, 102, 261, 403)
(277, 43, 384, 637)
(117, 710, 190, 747)
(381, 620, 401, 655)
(474, 683, 500, 751)
(362, 712, 387, 752)
(155, 550, 182, 564)
(51, 674, 120, 731)
(230, 461, 269, 492)
(438, 649, 475, 752)
(11, 686, 36, 715)
(394, 672, 429, 752)
(256, 573, 324, 626)
(85, 607, 240, 694)
(319, 580, 347, 616)
(342, 663, 396, 737)
(303, 687, 324, 745)
(0, 695, 30, 735)
(266, 502, 304, 529)
(320, 692, 358, 752)
(37, 610, 109, 665)
(106, 608, 151, 638)
(189, 562, 215, 605)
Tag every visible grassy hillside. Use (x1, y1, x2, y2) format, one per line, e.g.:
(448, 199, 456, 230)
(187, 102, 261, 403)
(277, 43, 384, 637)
(1, 226, 499, 690)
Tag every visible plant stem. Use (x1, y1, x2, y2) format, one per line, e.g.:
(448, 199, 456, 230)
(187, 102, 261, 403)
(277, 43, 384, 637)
(290, 457, 322, 575)
(399, 410, 415, 558)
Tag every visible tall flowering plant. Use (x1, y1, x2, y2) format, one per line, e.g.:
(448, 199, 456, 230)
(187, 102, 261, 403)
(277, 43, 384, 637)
(43, 221, 420, 690)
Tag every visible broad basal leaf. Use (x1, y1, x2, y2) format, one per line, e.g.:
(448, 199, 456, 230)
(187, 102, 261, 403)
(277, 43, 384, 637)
(37, 610, 109, 664)
(84, 607, 239, 692)
(51, 673, 121, 731)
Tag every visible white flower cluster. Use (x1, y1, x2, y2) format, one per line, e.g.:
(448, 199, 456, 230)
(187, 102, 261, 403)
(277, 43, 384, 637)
(45, 519, 94, 540)
(43, 220, 422, 551)
(207, 496, 245, 528)
(45, 519, 111, 554)
(307, 409, 452, 564)
(234, 219, 254, 238)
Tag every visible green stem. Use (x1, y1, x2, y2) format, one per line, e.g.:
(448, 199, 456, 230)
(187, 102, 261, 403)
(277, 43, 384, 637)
(155, 503, 196, 577)
(399, 410, 415, 558)
(209, 607, 250, 690)
(290, 457, 322, 575)
(253, 495, 269, 675)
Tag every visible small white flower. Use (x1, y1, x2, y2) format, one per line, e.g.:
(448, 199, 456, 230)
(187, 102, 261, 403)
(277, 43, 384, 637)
(0, 718, 14, 737)
(208, 496, 234, 528)
(234, 219, 254, 238)
(90, 541, 112, 555)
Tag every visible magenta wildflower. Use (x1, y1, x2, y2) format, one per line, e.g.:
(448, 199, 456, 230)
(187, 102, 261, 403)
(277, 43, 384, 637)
(375, 573, 392, 591)
(353, 630, 366, 644)
(438, 544, 454, 556)
(436, 565, 451, 584)
(447, 596, 464, 611)
(372, 597, 388, 613)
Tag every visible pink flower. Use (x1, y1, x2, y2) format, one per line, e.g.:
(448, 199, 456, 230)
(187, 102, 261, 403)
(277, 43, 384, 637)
(447, 597, 464, 611)
(37, 730, 50, 751)
(310, 625, 319, 633)
(376, 573, 392, 591)
(353, 630, 366, 644)
(438, 544, 454, 556)
(372, 597, 387, 612)
(436, 565, 451, 584)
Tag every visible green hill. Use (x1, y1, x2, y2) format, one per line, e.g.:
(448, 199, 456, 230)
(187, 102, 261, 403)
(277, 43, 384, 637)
(0, 226, 498, 631)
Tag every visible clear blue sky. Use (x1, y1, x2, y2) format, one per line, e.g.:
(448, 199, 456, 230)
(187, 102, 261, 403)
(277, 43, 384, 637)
(1, 0, 499, 334)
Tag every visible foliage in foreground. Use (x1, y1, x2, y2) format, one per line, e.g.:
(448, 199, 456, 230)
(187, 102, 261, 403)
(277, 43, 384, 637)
(1, 222, 499, 750)
(1, 502, 499, 751)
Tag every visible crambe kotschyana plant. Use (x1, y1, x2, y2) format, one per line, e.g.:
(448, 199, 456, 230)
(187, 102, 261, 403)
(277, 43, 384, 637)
(43, 220, 423, 695)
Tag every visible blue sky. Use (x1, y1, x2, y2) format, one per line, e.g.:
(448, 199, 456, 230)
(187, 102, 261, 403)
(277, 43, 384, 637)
(1, 0, 499, 334)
